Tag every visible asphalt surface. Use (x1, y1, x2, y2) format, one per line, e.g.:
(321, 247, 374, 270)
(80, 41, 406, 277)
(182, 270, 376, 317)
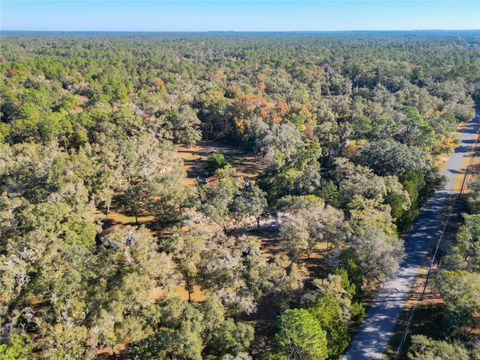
(344, 107, 480, 360)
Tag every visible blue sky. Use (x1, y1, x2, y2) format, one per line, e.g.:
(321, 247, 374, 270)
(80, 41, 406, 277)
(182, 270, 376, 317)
(1, 1, 479, 31)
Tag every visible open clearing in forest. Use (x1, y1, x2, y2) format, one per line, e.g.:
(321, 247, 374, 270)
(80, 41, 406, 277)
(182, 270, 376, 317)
(177, 140, 263, 183)
(103, 139, 265, 228)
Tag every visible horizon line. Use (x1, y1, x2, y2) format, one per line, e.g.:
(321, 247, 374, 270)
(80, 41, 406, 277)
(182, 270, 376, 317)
(2, 28, 480, 33)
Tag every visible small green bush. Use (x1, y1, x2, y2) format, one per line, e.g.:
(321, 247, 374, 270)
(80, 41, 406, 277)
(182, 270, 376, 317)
(206, 153, 228, 173)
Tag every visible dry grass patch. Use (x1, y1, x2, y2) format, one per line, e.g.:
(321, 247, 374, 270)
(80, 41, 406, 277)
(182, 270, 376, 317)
(177, 140, 264, 183)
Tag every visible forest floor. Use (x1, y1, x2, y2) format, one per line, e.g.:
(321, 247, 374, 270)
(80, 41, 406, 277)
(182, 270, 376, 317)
(177, 139, 263, 183)
(103, 140, 262, 228)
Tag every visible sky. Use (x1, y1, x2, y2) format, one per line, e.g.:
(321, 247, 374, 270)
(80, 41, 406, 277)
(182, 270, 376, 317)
(1, 0, 479, 32)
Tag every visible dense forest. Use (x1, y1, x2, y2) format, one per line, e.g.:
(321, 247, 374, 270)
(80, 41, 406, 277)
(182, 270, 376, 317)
(0, 31, 479, 359)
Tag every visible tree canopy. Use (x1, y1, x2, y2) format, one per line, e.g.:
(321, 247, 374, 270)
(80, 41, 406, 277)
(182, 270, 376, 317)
(1, 31, 478, 359)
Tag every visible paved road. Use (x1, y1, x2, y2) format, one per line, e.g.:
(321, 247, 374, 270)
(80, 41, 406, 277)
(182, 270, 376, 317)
(344, 106, 480, 360)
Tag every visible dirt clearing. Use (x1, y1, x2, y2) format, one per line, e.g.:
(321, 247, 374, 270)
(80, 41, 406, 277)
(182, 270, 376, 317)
(177, 140, 263, 183)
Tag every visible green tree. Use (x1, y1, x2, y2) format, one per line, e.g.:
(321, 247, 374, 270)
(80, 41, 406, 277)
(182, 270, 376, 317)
(274, 308, 328, 360)
(117, 133, 185, 224)
(468, 175, 480, 213)
(407, 335, 471, 360)
(206, 153, 229, 173)
(128, 297, 253, 359)
(231, 183, 268, 228)
(173, 105, 202, 147)
(351, 114, 372, 139)
(278, 195, 348, 260)
(335, 268, 365, 323)
(444, 214, 480, 272)
(349, 208, 403, 282)
(432, 270, 480, 334)
(0, 333, 32, 360)
(397, 106, 435, 148)
(200, 166, 242, 229)
(87, 226, 176, 356)
(168, 231, 207, 303)
(308, 291, 349, 358)
(338, 248, 365, 303)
